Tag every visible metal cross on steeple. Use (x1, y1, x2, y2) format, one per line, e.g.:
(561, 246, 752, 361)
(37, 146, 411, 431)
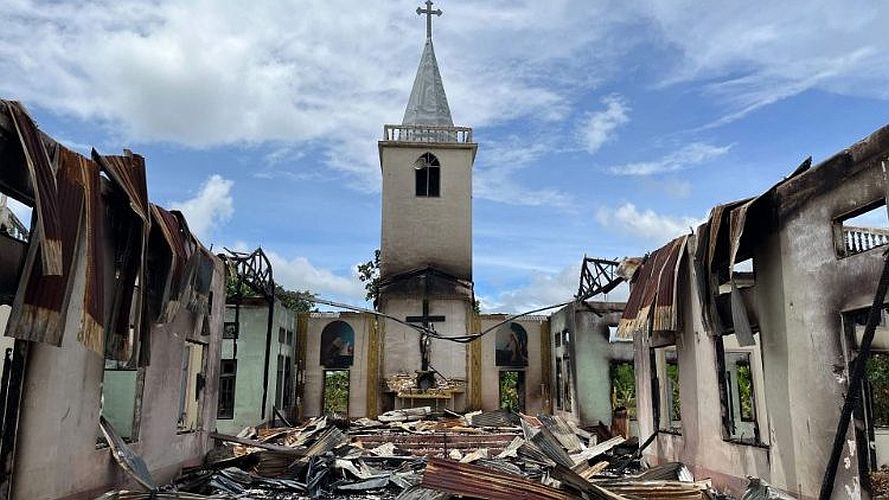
(416, 0, 442, 39)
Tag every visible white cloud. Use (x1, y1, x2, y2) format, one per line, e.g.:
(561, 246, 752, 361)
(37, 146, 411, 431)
(481, 265, 578, 314)
(474, 136, 575, 210)
(576, 94, 630, 154)
(607, 142, 731, 176)
(480, 263, 631, 314)
(597, 203, 703, 243)
(0, 0, 629, 188)
(171, 175, 234, 242)
(263, 251, 367, 304)
(643, 1, 889, 123)
(664, 180, 692, 198)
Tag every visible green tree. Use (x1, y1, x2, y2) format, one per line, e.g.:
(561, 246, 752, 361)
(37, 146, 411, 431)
(323, 371, 350, 414)
(499, 371, 521, 412)
(610, 362, 637, 419)
(357, 249, 381, 308)
(274, 285, 315, 313)
(736, 363, 754, 421)
(667, 363, 681, 422)
(867, 353, 889, 427)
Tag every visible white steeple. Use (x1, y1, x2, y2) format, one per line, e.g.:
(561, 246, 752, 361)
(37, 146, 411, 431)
(402, 1, 453, 127)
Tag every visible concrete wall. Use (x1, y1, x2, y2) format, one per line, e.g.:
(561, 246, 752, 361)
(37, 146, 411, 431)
(381, 298, 469, 382)
(379, 142, 475, 281)
(634, 246, 771, 496)
(303, 312, 371, 418)
(549, 302, 632, 427)
(634, 130, 889, 498)
(9, 252, 226, 500)
(216, 299, 296, 434)
(478, 315, 548, 415)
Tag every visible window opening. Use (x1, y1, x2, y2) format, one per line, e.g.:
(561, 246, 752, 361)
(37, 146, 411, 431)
(283, 355, 293, 409)
(610, 361, 636, 420)
(654, 346, 681, 433)
(414, 153, 441, 197)
(322, 370, 349, 415)
(563, 357, 573, 413)
(499, 370, 526, 412)
(99, 359, 143, 443)
(836, 199, 889, 258)
(716, 332, 766, 444)
(223, 321, 238, 339)
(842, 308, 889, 478)
(177, 340, 206, 432)
(217, 359, 237, 419)
(275, 354, 284, 408)
(555, 358, 563, 410)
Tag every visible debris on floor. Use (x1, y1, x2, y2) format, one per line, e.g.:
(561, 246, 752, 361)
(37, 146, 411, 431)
(98, 409, 719, 499)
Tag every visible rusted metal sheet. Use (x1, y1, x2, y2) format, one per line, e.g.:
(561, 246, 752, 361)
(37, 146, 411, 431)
(355, 432, 519, 457)
(99, 416, 156, 491)
(529, 424, 574, 468)
(616, 236, 688, 341)
(421, 457, 573, 500)
(538, 415, 583, 454)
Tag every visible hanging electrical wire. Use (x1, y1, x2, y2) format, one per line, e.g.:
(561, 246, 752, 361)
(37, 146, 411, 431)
(307, 296, 575, 344)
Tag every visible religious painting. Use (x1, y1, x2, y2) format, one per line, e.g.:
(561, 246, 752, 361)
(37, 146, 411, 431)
(495, 322, 528, 367)
(320, 320, 355, 368)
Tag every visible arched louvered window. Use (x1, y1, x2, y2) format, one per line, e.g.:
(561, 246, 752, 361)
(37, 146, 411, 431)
(415, 152, 440, 197)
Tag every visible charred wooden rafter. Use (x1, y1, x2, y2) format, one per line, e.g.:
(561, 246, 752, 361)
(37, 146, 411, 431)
(222, 247, 275, 301)
(575, 256, 623, 302)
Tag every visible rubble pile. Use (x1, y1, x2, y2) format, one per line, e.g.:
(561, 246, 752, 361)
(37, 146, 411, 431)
(99, 408, 718, 499)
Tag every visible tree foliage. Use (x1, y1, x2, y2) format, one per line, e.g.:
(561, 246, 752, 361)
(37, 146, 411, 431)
(610, 362, 637, 419)
(274, 285, 314, 313)
(736, 363, 754, 421)
(867, 353, 889, 427)
(499, 371, 521, 412)
(225, 270, 314, 313)
(357, 249, 381, 308)
(667, 363, 681, 422)
(323, 370, 350, 415)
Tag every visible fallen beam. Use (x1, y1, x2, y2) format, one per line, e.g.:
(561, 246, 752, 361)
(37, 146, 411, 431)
(209, 432, 306, 455)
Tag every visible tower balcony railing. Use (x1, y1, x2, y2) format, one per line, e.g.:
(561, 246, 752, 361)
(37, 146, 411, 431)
(383, 124, 473, 144)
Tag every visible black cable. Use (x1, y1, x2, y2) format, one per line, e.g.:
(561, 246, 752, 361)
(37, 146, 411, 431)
(306, 296, 573, 344)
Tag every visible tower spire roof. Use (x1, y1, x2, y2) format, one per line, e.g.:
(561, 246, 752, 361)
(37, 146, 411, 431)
(402, 1, 453, 127)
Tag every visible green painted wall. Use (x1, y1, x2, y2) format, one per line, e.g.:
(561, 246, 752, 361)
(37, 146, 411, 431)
(101, 370, 138, 438)
(217, 300, 295, 434)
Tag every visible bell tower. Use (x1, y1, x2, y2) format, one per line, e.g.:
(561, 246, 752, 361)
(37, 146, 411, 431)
(376, 2, 477, 403)
(378, 1, 476, 283)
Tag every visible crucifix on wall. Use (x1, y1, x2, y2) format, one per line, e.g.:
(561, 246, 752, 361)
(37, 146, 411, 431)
(405, 274, 445, 390)
(406, 298, 445, 374)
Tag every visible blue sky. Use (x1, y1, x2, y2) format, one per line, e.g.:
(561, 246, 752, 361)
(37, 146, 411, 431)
(2, 0, 888, 312)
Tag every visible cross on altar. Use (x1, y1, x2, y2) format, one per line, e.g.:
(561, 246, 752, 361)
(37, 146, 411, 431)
(416, 0, 442, 39)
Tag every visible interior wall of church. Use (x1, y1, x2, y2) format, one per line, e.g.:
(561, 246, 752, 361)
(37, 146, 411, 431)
(303, 312, 370, 418)
(478, 315, 548, 415)
(379, 144, 475, 281)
